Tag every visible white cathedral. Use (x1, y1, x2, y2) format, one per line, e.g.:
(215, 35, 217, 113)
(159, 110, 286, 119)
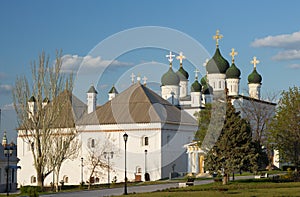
(17, 30, 276, 186)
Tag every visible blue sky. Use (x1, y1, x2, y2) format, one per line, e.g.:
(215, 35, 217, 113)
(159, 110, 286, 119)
(0, 1, 299, 141)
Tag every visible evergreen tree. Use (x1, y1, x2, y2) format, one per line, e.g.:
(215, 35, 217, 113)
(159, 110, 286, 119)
(205, 100, 257, 184)
(194, 103, 212, 146)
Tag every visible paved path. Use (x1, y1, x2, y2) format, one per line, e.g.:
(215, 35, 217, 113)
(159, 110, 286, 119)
(41, 175, 257, 197)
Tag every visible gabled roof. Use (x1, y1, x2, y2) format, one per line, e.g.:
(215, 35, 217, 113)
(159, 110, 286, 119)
(78, 83, 197, 126)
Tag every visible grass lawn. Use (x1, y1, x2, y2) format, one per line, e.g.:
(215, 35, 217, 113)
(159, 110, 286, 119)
(118, 180, 300, 197)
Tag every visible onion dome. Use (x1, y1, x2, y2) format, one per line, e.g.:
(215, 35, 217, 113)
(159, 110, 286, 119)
(191, 80, 202, 92)
(226, 63, 241, 79)
(206, 48, 230, 74)
(202, 84, 213, 95)
(161, 68, 180, 86)
(176, 67, 189, 81)
(87, 85, 98, 94)
(200, 75, 208, 86)
(248, 68, 262, 84)
(109, 85, 118, 94)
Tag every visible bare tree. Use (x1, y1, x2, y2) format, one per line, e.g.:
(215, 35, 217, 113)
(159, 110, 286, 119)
(13, 50, 77, 189)
(85, 137, 115, 189)
(50, 128, 81, 192)
(234, 93, 277, 144)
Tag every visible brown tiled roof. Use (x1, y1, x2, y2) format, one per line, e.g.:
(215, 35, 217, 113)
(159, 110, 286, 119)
(78, 83, 197, 126)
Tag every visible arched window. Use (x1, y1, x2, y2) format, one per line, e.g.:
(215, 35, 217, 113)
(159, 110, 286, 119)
(63, 175, 69, 183)
(95, 177, 100, 183)
(88, 138, 96, 148)
(31, 176, 36, 183)
(91, 139, 95, 148)
(144, 137, 149, 146)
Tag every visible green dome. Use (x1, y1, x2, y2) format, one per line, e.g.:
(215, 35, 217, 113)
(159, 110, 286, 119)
(200, 75, 208, 86)
(202, 84, 213, 95)
(191, 80, 202, 92)
(176, 67, 189, 81)
(206, 48, 230, 74)
(161, 67, 180, 86)
(248, 68, 262, 84)
(226, 63, 241, 79)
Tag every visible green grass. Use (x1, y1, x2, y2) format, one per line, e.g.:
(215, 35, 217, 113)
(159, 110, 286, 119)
(117, 179, 300, 197)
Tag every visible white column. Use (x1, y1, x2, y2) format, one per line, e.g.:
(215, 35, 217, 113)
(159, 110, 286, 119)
(187, 152, 191, 173)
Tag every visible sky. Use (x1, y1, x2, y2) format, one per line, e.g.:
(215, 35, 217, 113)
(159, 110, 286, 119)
(0, 1, 299, 141)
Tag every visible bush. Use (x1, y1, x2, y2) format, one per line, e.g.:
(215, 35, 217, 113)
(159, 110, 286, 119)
(20, 186, 40, 197)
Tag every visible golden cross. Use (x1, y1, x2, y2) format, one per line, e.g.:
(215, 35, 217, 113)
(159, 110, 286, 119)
(142, 76, 147, 85)
(130, 73, 135, 84)
(229, 48, 238, 63)
(176, 52, 186, 66)
(251, 56, 260, 69)
(213, 30, 223, 47)
(166, 51, 175, 65)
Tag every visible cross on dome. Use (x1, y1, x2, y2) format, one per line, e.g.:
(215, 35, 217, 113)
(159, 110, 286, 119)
(229, 48, 238, 63)
(251, 56, 260, 69)
(194, 68, 200, 79)
(130, 73, 135, 84)
(137, 73, 141, 82)
(166, 51, 175, 66)
(142, 76, 147, 85)
(176, 52, 186, 66)
(213, 29, 223, 47)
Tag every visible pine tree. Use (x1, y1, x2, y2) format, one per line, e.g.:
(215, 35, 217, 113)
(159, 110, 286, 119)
(205, 100, 257, 184)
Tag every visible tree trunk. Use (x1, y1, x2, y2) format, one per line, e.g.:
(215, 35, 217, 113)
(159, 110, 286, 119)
(37, 172, 44, 190)
(222, 174, 228, 185)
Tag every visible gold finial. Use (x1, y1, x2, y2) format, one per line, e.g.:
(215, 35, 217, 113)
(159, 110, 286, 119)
(137, 73, 141, 83)
(194, 68, 200, 80)
(176, 52, 186, 67)
(166, 51, 175, 67)
(229, 48, 238, 63)
(142, 76, 148, 86)
(251, 56, 260, 69)
(130, 73, 135, 84)
(213, 30, 223, 47)
(203, 58, 209, 67)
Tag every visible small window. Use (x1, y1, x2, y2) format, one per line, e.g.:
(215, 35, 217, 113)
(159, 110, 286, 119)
(63, 175, 69, 183)
(144, 137, 149, 146)
(91, 139, 95, 148)
(31, 176, 36, 183)
(219, 81, 221, 89)
(95, 177, 100, 183)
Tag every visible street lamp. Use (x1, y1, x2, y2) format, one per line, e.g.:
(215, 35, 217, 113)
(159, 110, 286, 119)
(4, 144, 13, 196)
(144, 150, 147, 178)
(80, 157, 84, 186)
(123, 133, 128, 195)
(104, 151, 114, 188)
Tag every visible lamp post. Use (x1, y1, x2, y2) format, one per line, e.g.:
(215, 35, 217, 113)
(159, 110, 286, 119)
(104, 151, 114, 188)
(4, 144, 13, 196)
(123, 133, 128, 195)
(144, 150, 147, 174)
(81, 157, 83, 186)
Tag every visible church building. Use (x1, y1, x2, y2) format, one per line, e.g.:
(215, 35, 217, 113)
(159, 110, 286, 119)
(17, 30, 276, 187)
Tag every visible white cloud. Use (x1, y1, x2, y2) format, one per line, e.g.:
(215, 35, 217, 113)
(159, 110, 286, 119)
(0, 84, 13, 94)
(287, 64, 300, 69)
(251, 31, 300, 49)
(2, 103, 15, 110)
(61, 54, 133, 73)
(272, 50, 300, 61)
